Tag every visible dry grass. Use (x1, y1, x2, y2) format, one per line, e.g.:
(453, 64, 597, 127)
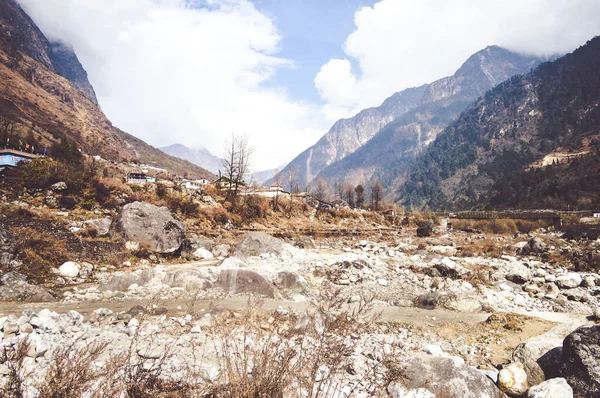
(9, 226, 69, 283)
(453, 219, 553, 235)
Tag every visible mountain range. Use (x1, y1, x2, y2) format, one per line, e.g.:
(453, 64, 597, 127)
(400, 37, 600, 210)
(0, 0, 214, 179)
(271, 46, 547, 191)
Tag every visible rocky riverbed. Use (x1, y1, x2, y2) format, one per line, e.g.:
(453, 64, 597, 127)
(1, 216, 600, 396)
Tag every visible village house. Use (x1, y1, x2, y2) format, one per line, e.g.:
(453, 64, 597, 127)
(181, 179, 209, 191)
(125, 172, 156, 185)
(0, 148, 39, 173)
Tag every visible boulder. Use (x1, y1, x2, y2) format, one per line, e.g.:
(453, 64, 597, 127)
(555, 273, 582, 289)
(212, 244, 231, 258)
(527, 378, 573, 398)
(388, 353, 505, 397)
(83, 218, 111, 236)
(163, 269, 212, 291)
(192, 248, 214, 260)
(217, 269, 274, 298)
(234, 232, 297, 258)
(51, 181, 67, 191)
(512, 323, 580, 386)
(273, 271, 306, 293)
(110, 202, 185, 253)
(520, 238, 547, 255)
(416, 220, 434, 237)
(57, 261, 80, 278)
(498, 362, 528, 396)
(0, 272, 54, 302)
(506, 270, 531, 285)
(559, 325, 600, 396)
(434, 257, 465, 279)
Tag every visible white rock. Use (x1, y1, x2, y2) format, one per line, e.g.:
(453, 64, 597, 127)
(527, 377, 573, 398)
(556, 273, 582, 289)
(193, 248, 214, 260)
(378, 279, 389, 286)
(58, 262, 81, 278)
(498, 362, 528, 396)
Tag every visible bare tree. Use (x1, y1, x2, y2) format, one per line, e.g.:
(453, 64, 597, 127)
(286, 166, 297, 216)
(344, 184, 355, 208)
(313, 178, 331, 203)
(221, 133, 253, 202)
(370, 179, 383, 211)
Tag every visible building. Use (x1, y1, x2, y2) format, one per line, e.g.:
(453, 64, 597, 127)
(594, 213, 600, 218)
(181, 179, 209, 191)
(0, 149, 39, 172)
(125, 172, 156, 185)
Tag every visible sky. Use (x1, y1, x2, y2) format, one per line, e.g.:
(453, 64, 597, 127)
(16, 0, 600, 171)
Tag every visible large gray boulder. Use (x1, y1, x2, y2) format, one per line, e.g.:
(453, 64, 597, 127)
(527, 378, 573, 398)
(512, 323, 581, 386)
(388, 353, 506, 397)
(234, 232, 295, 258)
(0, 272, 55, 302)
(83, 218, 111, 236)
(559, 325, 600, 397)
(110, 202, 185, 254)
(217, 269, 274, 298)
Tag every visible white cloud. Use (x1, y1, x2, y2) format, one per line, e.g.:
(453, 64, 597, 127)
(17, 0, 326, 170)
(316, 0, 600, 118)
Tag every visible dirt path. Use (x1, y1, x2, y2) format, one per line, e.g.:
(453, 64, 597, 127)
(0, 296, 592, 327)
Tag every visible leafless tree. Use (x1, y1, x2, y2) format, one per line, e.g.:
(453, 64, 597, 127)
(221, 133, 253, 202)
(344, 184, 355, 208)
(286, 166, 297, 216)
(313, 178, 331, 203)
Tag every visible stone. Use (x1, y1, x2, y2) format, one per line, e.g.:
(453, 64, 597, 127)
(556, 273, 582, 289)
(434, 257, 465, 278)
(83, 218, 111, 236)
(217, 269, 274, 298)
(109, 201, 185, 253)
(388, 353, 505, 397)
(584, 276, 596, 288)
(527, 378, 573, 398)
(234, 232, 296, 258)
(211, 244, 231, 258)
(163, 269, 212, 292)
(94, 308, 113, 317)
(51, 181, 67, 191)
(498, 362, 528, 396)
(273, 271, 306, 293)
(192, 248, 214, 260)
(378, 278, 389, 286)
(57, 261, 80, 278)
(520, 238, 547, 255)
(512, 323, 580, 386)
(416, 220, 434, 237)
(506, 270, 531, 284)
(0, 272, 55, 302)
(558, 325, 600, 396)
(387, 382, 435, 398)
(79, 262, 94, 279)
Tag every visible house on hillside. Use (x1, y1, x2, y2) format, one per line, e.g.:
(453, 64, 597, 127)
(0, 149, 39, 172)
(125, 172, 155, 185)
(181, 179, 209, 191)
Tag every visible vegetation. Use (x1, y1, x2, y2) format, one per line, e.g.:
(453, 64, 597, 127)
(400, 37, 600, 210)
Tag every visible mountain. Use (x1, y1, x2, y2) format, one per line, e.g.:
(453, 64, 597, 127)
(400, 37, 600, 210)
(313, 46, 546, 193)
(160, 143, 223, 175)
(268, 85, 428, 188)
(0, 0, 213, 179)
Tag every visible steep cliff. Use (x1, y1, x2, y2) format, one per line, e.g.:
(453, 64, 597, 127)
(315, 46, 545, 192)
(0, 0, 213, 179)
(400, 37, 600, 210)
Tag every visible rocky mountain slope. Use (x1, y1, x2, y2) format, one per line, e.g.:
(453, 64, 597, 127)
(268, 85, 428, 187)
(160, 143, 223, 175)
(400, 37, 600, 210)
(314, 46, 545, 192)
(0, 0, 213, 179)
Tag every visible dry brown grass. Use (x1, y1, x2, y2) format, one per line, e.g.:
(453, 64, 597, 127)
(9, 226, 69, 283)
(452, 219, 553, 235)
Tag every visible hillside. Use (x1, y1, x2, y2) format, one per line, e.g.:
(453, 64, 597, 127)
(160, 143, 223, 175)
(400, 37, 600, 210)
(0, 0, 214, 179)
(268, 84, 428, 187)
(315, 46, 545, 192)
